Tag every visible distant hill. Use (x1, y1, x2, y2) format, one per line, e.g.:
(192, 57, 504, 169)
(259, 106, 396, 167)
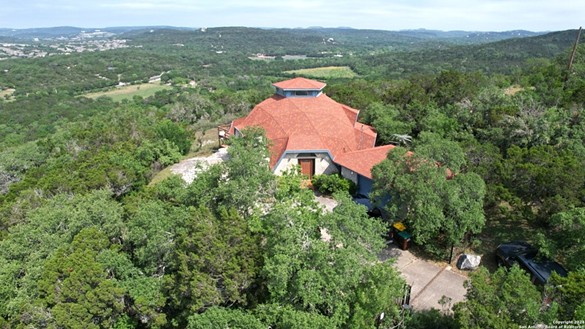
(397, 29, 545, 43)
(0, 26, 85, 39)
(0, 26, 196, 40)
(363, 29, 584, 76)
(0, 25, 546, 44)
(118, 26, 552, 58)
(479, 29, 582, 57)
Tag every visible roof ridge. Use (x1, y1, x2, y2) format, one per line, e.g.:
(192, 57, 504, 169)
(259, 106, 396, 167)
(254, 105, 288, 137)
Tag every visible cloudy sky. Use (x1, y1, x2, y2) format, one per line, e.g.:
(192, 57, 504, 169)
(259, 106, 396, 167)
(2, 0, 583, 32)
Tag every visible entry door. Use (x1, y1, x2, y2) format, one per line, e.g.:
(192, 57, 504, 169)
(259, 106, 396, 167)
(298, 159, 315, 179)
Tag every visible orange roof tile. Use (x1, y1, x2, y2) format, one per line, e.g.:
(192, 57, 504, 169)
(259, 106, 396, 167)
(232, 78, 377, 168)
(273, 77, 326, 90)
(353, 123, 377, 150)
(334, 145, 396, 179)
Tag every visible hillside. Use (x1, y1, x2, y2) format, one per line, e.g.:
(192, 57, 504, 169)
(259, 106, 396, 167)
(0, 23, 584, 328)
(362, 29, 583, 77)
(0, 27, 579, 97)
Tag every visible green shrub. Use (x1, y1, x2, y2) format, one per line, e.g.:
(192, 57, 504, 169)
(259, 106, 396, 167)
(312, 174, 356, 195)
(156, 119, 192, 155)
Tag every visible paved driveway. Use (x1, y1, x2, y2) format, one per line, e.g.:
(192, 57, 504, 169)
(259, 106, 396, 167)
(387, 246, 468, 311)
(315, 195, 469, 312)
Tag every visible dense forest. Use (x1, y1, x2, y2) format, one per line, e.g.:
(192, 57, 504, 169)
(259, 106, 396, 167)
(0, 26, 584, 328)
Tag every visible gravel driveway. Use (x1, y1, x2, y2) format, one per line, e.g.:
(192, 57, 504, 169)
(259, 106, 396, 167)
(170, 148, 229, 184)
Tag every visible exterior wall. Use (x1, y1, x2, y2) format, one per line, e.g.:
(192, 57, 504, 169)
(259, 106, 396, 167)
(273, 153, 298, 175)
(357, 175, 374, 196)
(340, 167, 358, 185)
(315, 153, 338, 175)
(340, 166, 375, 195)
(273, 152, 338, 176)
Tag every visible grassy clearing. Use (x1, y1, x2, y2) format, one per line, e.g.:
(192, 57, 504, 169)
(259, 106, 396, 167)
(504, 85, 524, 96)
(148, 166, 176, 187)
(504, 85, 536, 96)
(284, 66, 357, 79)
(82, 83, 172, 102)
(473, 211, 536, 272)
(0, 88, 15, 101)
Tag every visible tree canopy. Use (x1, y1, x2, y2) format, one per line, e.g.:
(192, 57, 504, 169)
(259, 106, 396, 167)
(0, 25, 584, 328)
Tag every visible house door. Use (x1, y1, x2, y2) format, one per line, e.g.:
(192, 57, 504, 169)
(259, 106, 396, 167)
(299, 159, 315, 179)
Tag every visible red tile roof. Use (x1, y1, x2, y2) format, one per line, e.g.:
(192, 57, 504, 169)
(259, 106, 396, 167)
(353, 122, 377, 150)
(273, 77, 326, 90)
(334, 145, 397, 179)
(335, 145, 453, 180)
(231, 78, 377, 168)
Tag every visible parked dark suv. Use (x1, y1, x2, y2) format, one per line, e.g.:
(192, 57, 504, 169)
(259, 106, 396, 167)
(496, 241, 568, 285)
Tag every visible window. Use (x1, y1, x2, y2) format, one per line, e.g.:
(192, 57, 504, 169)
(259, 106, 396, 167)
(296, 153, 317, 158)
(294, 90, 310, 96)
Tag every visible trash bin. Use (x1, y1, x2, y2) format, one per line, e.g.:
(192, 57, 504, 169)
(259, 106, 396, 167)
(393, 222, 406, 232)
(389, 222, 412, 250)
(389, 222, 406, 241)
(397, 231, 412, 250)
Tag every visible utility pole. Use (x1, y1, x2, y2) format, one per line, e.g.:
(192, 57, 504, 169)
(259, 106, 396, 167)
(566, 27, 582, 83)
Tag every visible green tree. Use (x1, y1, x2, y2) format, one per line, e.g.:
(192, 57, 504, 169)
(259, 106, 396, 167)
(406, 309, 459, 329)
(431, 70, 486, 107)
(346, 263, 406, 329)
(0, 190, 125, 323)
(164, 206, 262, 325)
(503, 145, 585, 220)
(166, 93, 216, 124)
(254, 303, 337, 329)
(372, 147, 485, 257)
(312, 173, 356, 195)
(360, 102, 413, 144)
(103, 254, 168, 328)
(262, 191, 405, 327)
(36, 228, 126, 329)
(549, 270, 585, 321)
(540, 208, 585, 271)
(187, 306, 265, 329)
(453, 266, 551, 328)
(201, 127, 275, 217)
(0, 141, 48, 194)
(156, 119, 192, 155)
(419, 105, 462, 140)
(414, 132, 467, 174)
(123, 198, 191, 276)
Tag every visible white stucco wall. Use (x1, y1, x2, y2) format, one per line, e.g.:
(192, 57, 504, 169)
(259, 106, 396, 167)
(340, 166, 358, 185)
(273, 152, 339, 176)
(315, 153, 338, 175)
(273, 153, 297, 175)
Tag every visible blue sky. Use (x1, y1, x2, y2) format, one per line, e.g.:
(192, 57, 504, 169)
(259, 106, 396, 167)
(2, 0, 583, 31)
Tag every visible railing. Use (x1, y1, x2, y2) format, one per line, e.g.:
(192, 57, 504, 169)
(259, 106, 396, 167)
(217, 124, 231, 147)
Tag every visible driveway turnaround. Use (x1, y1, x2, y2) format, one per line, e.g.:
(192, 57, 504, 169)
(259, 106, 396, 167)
(171, 148, 229, 183)
(388, 246, 468, 311)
